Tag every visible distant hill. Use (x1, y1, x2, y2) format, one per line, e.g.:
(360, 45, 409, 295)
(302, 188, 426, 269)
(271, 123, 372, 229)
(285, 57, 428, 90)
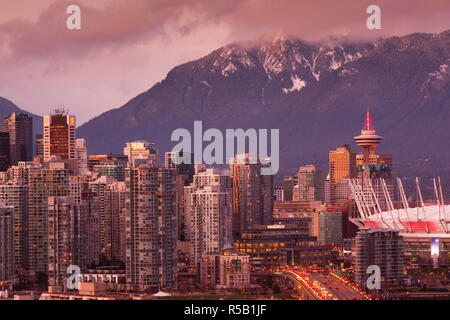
(71, 30, 448, 198)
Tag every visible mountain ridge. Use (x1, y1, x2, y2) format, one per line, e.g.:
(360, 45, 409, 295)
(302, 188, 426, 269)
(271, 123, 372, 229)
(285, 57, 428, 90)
(75, 30, 450, 197)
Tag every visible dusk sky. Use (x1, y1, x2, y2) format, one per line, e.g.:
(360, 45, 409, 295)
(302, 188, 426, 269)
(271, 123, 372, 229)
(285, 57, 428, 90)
(0, 0, 449, 124)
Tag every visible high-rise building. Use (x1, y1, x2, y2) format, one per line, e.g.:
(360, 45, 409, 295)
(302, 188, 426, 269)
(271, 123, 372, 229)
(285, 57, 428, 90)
(329, 145, 357, 206)
(0, 183, 29, 270)
(43, 109, 76, 162)
(35, 134, 44, 158)
(355, 228, 404, 289)
(283, 176, 297, 201)
(89, 175, 117, 261)
(125, 164, 177, 291)
(311, 207, 343, 245)
(103, 181, 126, 263)
(47, 196, 84, 287)
(28, 163, 71, 273)
(75, 138, 88, 175)
(184, 169, 232, 266)
(324, 174, 331, 205)
(165, 151, 195, 181)
(165, 151, 195, 241)
(0, 201, 14, 285)
(230, 154, 273, 239)
(354, 112, 394, 211)
(273, 185, 284, 202)
(123, 141, 158, 167)
(6, 161, 31, 184)
(0, 132, 10, 171)
(198, 249, 250, 288)
(297, 164, 324, 202)
(47, 194, 99, 287)
(2, 112, 33, 165)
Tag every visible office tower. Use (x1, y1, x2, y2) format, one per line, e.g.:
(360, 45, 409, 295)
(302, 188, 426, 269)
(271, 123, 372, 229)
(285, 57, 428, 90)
(103, 181, 126, 263)
(2, 112, 33, 165)
(88, 154, 128, 171)
(230, 154, 273, 238)
(75, 138, 88, 175)
(283, 176, 297, 201)
(297, 164, 324, 202)
(354, 112, 394, 211)
(28, 163, 70, 273)
(355, 228, 404, 289)
(43, 109, 76, 162)
(312, 207, 343, 245)
(165, 151, 195, 241)
(0, 201, 14, 284)
(324, 174, 331, 205)
(0, 132, 10, 171)
(123, 141, 158, 167)
(0, 183, 29, 270)
(125, 164, 177, 291)
(329, 145, 357, 206)
(273, 185, 284, 201)
(35, 134, 44, 158)
(184, 169, 233, 266)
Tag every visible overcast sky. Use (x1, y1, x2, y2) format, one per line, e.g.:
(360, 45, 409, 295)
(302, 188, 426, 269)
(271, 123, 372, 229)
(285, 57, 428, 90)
(0, 0, 449, 124)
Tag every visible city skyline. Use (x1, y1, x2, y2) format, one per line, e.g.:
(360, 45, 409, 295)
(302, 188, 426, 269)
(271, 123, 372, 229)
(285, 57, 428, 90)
(0, 1, 449, 305)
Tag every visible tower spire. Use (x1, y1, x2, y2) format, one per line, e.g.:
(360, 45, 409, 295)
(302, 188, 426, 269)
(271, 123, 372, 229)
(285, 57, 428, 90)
(363, 111, 375, 132)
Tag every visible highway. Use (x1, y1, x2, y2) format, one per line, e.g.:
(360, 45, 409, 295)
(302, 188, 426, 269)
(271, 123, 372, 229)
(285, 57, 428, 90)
(285, 268, 370, 300)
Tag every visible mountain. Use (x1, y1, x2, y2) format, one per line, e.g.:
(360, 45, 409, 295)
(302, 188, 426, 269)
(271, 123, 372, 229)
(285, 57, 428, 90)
(0, 97, 43, 137)
(78, 31, 450, 197)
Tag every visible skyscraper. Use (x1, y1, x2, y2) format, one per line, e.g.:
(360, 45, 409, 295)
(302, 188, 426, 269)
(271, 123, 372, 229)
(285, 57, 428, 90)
(75, 138, 88, 175)
(355, 228, 404, 289)
(324, 174, 331, 205)
(47, 194, 99, 287)
(43, 109, 76, 162)
(47, 196, 84, 287)
(312, 207, 343, 245)
(283, 176, 297, 201)
(125, 164, 177, 291)
(273, 185, 284, 202)
(0, 201, 14, 285)
(184, 169, 233, 266)
(297, 164, 324, 202)
(165, 151, 195, 241)
(103, 181, 126, 263)
(0, 183, 29, 270)
(2, 112, 33, 165)
(230, 154, 273, 239)
(0, 132, 10, 171)
(28, 163, 71, 273)
(35, 134, 44, 158)
(89, 175, 117, 262)
(329, 145, 357, 206)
